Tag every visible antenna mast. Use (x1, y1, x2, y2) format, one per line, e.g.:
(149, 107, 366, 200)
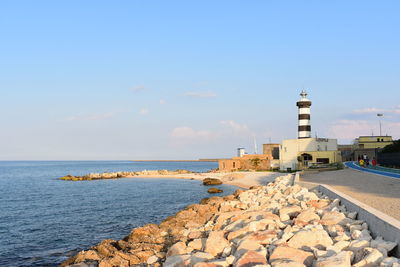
(253, 135, 258, 154)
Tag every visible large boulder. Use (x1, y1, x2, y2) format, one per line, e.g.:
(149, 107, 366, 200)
(74, 250, 101, 263)
(294, 209, 320, 225)
(240, 230, 278, 246)
(314, 251, 352, 267)
(208, 188, 223, 194)
(163, 254, 191, 267)
(287, 230, 333, 250)
(353, 248, 384, 267)
(203, 178, 223, 185)
(167, 241, 188, 257)
(235, 250, 267, 267)
(126, 224, 165, 244)
(271, 259, 306, 267)
(279, 205, 302, 221)
(319, 211, 347, 226)
(204, 231, 230, 256)
(270, 246, 314, 267)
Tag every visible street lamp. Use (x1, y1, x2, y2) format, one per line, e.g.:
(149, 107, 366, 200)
(377, 113, 383, 136)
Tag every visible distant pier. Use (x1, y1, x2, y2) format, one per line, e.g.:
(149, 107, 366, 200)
(130, 159, 224, 162)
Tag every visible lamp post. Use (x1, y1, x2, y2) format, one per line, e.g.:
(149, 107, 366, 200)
(377, 113, 383, 136)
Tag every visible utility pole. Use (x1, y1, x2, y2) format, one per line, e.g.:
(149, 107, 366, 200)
(377, 113, 383, 136)
(253, 135, 258, 154)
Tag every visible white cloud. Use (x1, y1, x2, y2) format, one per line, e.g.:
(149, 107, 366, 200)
(353, 107, 400, 115)
(130, 85, 148, 92)
(171, 127, 218, 144)
(328, 119, 400, 140)
(353, 108, 386, 114)
(65, 112, 116, 121)
(185, 91, 217, 98)
(139, 108, 149, 115)
(220, 120, 250, 134)
(159, 99, 166, 104)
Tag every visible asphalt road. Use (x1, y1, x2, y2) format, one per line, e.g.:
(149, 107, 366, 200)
(300, 167, 400, 220)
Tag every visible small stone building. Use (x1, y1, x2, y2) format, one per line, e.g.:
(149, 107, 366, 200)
(218, 154, 271, 172)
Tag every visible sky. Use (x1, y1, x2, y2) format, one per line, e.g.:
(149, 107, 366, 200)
(0, 1, 399, 160)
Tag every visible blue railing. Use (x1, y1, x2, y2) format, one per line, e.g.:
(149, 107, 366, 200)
(344, 161, 400, 179)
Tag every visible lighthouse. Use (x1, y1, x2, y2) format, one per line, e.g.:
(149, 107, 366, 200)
(296, 90, 312, 139)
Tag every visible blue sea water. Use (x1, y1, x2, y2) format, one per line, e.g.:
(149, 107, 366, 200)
(0, 161, 237, 267)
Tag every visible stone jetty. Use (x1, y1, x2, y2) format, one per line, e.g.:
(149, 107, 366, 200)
(59, 170, 193, 181)
(61, 174, 400, 267)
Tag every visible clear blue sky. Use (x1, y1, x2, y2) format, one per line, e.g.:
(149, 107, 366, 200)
(1, 1, 399, 160)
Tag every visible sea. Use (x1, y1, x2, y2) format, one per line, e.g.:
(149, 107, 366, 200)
(0, 161, 238, 267)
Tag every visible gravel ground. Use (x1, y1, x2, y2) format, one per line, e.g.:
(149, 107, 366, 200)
(300, 168, 400, 220)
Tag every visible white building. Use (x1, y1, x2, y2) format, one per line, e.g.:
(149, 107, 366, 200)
(279, 138, 340, 171)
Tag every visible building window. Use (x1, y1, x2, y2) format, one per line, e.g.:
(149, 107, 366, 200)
(301, 153, 313, 161)
(233, 162, 236, 168)
(272, 147, 280, 159)
(317, 158, 330, 164)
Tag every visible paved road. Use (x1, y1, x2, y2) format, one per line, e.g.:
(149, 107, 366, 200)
(300, 168, 400, 220)
(345, 161, 400, 179)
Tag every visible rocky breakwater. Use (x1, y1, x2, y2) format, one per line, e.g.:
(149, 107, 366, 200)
(62, 174, 400, 267)
(59, 169, 193, 181)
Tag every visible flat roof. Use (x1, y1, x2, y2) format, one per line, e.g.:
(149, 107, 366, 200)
(359, 136, 392, 138)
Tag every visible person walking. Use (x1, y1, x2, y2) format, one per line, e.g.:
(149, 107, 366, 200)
(359, 159, 365, 167)
(372, 157, 377, 168)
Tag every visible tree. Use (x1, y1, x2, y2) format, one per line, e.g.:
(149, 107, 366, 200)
(381, 139, 400, 153)
(249, 158, 261, 170)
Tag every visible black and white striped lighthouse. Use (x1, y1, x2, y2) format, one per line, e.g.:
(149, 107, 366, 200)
(296, 90, 312, 139)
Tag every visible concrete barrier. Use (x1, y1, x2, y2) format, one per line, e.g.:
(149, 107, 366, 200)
(295, 172, 400, 256)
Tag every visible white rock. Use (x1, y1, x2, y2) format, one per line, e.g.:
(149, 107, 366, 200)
(353, 248, 384, 267)
(350, 225, 363, 232)
(347, 211, 357, 220)
(314, 251, 352, 267)
(146, 255, 158, 264)
(348, 240, 370, 253)
(226, 255, 235, 265)
(371, 236, 397, 252)
(380, 257, 400, 267)
(334, 232, 351, 242)
(222, 246, 232, 257)
(188, 238, 205, 251)
(328, 240, 350, 252)
(204, 231, 230, 256)
(189, 252, 214, 265)
(287, 229, 333, 250)
(167, 241, 187, 257)
(163, 254, 191, 267)
(313, 248, 336, 258)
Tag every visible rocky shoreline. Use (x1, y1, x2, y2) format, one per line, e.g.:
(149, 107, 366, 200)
(59, 170, 195, 181)
(61, 174, 400, 267)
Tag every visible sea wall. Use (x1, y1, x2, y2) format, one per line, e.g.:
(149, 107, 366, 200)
(62, 174, 400, 267)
